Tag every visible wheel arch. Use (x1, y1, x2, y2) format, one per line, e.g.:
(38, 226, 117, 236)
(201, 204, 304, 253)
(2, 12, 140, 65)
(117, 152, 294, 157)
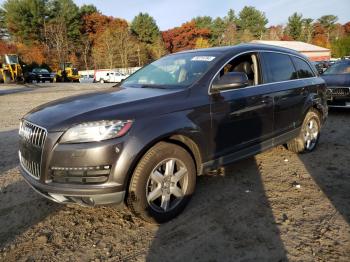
(123, 132, 204, 203)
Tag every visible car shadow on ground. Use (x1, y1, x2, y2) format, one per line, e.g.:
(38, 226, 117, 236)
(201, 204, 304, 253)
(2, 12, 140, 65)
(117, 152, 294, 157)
(0, 179, 61, 249)
(0, 130, 20, 174)
(146, 157, 288, 262)
(0, 87, 35, 96)
(299, 108, 350, 225)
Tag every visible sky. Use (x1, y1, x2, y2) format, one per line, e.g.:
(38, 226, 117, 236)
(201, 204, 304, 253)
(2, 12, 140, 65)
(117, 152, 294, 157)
(72, 0, 350, 30)
(1, 0, 349, 30)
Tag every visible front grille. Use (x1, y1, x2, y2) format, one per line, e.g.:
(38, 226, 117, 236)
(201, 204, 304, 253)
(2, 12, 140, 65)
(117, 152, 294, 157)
(19, 120, 47, 179)
(329, 87, 350, 97)
(19, 121, 47, 147)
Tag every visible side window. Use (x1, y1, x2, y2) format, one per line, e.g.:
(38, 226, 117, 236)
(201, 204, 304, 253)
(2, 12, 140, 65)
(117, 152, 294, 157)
(212, 52, 261, 89)
(291, 57, 315, 78)
(261, 52, 297, 83)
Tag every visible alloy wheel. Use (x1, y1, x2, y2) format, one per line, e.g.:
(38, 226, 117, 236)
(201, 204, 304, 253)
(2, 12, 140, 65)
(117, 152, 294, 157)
(146, 158, 188, 213)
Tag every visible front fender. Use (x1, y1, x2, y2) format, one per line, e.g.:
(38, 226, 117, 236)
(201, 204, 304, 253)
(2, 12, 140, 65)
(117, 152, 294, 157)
(112, 110, 207, 189)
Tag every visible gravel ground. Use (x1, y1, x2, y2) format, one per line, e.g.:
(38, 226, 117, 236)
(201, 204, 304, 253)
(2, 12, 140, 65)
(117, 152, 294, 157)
(0, 83, 349, 262)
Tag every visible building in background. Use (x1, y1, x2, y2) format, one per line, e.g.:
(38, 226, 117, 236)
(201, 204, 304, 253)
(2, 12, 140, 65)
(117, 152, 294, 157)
(252, 40, 331, 61)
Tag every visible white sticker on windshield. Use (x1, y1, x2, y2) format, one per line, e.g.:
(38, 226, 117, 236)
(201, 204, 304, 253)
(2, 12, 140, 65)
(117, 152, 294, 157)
(191, 56, 216, 62)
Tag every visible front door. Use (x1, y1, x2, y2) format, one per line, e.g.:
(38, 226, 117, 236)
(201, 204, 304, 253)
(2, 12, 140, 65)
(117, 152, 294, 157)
(209, 52, 274, 160)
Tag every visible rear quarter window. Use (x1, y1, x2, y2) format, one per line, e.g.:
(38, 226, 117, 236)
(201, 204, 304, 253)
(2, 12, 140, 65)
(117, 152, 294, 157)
(291, 57, 315, 78)
(261, 52, 297, 83)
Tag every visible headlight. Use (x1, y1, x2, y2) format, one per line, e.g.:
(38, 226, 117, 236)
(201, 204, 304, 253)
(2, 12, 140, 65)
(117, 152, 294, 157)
(60, 120, 133, 143)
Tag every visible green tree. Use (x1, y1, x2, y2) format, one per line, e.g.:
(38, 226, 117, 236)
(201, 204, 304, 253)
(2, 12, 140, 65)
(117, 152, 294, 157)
(2, 0, 47, 43)
(301, 18, 314, 43)
(47, 0, 80, 41)
(286, 12, 303, 40)
(0, 7, 6, 38)
(79, 4, 97, 18)
(236, 6, 268, 39)
(332, 36, 350, 57)
(225, 9, 237, 24)
(131, 12, 160, 44)
(192, 16, 212, 29)
(318, 15, 338, 42)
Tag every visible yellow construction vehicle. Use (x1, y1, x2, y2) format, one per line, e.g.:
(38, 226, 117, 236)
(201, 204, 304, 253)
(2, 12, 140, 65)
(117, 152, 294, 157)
(56, 62, 80, 82)
(0, 54, 23, 83)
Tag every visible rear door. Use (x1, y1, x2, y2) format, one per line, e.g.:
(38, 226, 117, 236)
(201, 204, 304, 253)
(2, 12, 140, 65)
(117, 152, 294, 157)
(260, 52, 308, 137)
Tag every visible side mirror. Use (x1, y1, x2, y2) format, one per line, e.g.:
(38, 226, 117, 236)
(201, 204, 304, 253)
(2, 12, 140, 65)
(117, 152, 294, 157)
(211, 72, 249, 92)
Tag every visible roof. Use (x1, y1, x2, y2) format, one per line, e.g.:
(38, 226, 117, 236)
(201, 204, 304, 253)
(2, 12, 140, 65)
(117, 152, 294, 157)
(251, 40, 330, 52)
(176, 43, 304, 57)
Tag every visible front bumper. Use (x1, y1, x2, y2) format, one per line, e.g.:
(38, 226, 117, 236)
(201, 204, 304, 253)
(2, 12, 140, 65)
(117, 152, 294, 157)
(20, 164, 125, 206)
(327, 87, 350, 108)
(19, 128, 129, 207)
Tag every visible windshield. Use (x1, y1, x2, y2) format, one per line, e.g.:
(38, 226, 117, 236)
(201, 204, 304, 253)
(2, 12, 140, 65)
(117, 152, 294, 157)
(323, 62, 350, 75)
(122, 52, 219, 88)
(33, 68, 49, 73)
(5, 55, 19, 64)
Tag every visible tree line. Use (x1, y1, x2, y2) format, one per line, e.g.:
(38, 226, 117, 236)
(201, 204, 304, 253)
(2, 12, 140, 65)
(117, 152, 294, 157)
(0, 0, 349, 71)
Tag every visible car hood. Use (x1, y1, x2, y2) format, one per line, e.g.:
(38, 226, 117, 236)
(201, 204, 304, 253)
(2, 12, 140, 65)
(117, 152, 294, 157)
(24, 87, 187, 131)
(321, 74, 350, 87)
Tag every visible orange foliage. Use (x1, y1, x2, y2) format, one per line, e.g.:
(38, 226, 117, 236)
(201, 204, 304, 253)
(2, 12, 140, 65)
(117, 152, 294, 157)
(312, 34, 329, 48)
(162, 21, 210, 53)
(17, 43, 46, 65)
(343, 21, 350, 35)
(280, 35, 293, 41)
(82, 12, 128, 43)
(0, 41, 17, 55)
(312, 23, 330, 48)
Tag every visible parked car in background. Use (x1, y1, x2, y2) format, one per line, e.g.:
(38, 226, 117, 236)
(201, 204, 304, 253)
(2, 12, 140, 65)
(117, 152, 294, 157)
(79, 74, 94, 83)
(321, 60, 350, 108)
(100, 71, 128, 83)
(19, 44, 327, 223)
(25, 68, 55, 83)
(313, 61, 332, 74)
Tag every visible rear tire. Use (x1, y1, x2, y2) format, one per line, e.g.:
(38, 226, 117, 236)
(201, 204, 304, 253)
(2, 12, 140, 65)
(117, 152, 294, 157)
(287, 109, 321, 153)
(127, 142, 196, 224)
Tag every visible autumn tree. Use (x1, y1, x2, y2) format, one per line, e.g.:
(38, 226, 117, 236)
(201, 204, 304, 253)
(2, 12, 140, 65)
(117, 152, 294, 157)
(265, 25, 284, 40)
(344, 22, 350, 35)
(236, 6, 268, 39)
(162, 21, 210, 53)
(45, 20, 68, 67)
(312, 23, 328, 48)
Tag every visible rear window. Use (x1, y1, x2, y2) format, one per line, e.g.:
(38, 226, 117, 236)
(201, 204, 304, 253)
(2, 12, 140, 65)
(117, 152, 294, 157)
(292, 57, 315, 78)
(261, 52, 297, 83)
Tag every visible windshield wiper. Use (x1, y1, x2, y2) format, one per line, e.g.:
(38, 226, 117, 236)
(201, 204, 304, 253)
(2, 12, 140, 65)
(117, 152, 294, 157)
(140, 84, 167, 89)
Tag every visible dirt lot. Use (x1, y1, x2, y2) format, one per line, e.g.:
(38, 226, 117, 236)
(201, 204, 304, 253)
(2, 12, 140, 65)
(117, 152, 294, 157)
(0, 83, 349, 262)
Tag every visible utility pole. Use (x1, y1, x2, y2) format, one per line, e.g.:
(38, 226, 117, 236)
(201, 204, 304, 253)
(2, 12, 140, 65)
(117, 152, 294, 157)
(137, 45, 141, 67)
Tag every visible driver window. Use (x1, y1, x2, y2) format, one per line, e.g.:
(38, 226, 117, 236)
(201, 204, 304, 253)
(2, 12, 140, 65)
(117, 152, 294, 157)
(214, 53, 261, 88)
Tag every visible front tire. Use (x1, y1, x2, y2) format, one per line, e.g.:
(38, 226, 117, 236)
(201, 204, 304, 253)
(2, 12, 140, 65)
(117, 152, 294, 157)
(287, 109, 321, 153)
(127, 142, 196, 223)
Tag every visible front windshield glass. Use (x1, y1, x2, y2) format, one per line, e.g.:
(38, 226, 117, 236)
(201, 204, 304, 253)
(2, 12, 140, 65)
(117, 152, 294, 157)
(5, 55, 19, 64)
(323, 62, 350, 75)
(33, 68, 49, 73)
(122, 52, 219, 88)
